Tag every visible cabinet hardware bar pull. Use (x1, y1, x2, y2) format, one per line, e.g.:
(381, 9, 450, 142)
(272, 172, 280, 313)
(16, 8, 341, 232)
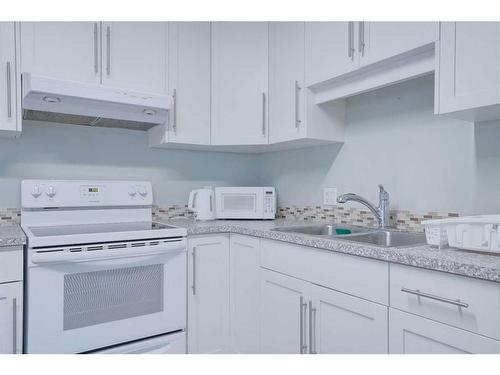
(93, 23, 99, 74)
(295, 80, 301, 129)
(359, 22, 365, 55)
(347, 22, 352, 58)
(106, 26, 111, 76)
(262, 92, 266, 136)
(308, 301, 318, 354)
(401, 287, 469, 308)
(0, 297, 6, 300)
(12, 298, 17, 354)
(6, 62, 12, 118)
(172, 88, 177, 133)
(191, 246, 196, 295)
(299, 296, 307, 354)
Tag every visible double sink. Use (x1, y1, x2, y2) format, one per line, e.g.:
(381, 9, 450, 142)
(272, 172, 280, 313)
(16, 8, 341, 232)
(272, 224, 426, 248)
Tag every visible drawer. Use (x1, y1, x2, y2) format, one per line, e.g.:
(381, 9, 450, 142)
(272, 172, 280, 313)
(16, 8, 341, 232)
(390, 264, 500, 340)
(0, 246, 23, 284)
(260, 239, 389, 305)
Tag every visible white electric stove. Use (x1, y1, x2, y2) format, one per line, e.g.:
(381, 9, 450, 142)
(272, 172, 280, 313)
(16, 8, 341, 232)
(21, 180, 187, 354)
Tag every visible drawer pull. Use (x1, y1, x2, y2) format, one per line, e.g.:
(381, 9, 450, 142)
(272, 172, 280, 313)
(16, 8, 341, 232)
(401, 287, 469, 308)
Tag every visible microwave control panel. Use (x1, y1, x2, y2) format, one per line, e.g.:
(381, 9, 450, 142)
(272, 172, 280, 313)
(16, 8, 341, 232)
(263, 189, 276, 217)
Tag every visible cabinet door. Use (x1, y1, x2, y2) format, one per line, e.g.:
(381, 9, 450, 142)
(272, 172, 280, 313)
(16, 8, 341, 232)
(0, 22, 19, 137)
(101, 22, 168, 94)
(168, 22, 211, 145)
(188, 235, 230, 354)
(211, 22, 269, 145)
(389, 309, 500, 354)
(359, 22, 438, 67)
(229, 235, 261, 353)
(305, 22, 358, 86)
(0, 282, 23, 354)
(269, 22, 306, 144)
(310, 284, 388, 354)
(20, 22, 100, 84)
(438, 22, 500, 115)
(260, 268, 310, 354)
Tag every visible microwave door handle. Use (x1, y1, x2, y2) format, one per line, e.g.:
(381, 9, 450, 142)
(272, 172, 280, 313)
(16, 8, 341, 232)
(30, 240, 186, 265)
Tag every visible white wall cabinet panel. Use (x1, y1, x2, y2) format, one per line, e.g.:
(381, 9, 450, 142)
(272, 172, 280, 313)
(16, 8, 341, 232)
(211, 22, 269, 145)
(229, 234, 261, 353)
(187, 235, 230, 354)
(305, 22, 358, 86)
(20, 22, 100, 84)
(260, 269, 310, 354)
(167, 22, 211, 145)
(437, 22, 500, 121)
(269, 22, 306, 143)
(359, 22, 438, 67)
(390, 309, 500, 354)
(311, 284, 388, 354)
(101, 22, 168, 95)
(0, 22, 20, 137)
(0, 282, 23, 354)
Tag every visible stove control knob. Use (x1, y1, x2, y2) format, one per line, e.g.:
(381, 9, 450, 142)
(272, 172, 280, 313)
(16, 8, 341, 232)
(128, 187, 137, 197)
(31, 185, 42, 198)
(46, 186, 56, 198)
(138, 186, 148, 197)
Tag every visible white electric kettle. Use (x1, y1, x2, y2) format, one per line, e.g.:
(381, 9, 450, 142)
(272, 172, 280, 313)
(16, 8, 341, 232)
(188, 187, 216, 221)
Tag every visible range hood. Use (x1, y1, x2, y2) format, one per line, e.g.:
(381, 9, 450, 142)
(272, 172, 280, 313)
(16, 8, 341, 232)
(22, 73, 169, 131)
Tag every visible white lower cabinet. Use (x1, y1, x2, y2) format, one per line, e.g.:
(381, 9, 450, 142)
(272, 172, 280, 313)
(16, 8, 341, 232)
(0, 282, 23, 354)
(389, 309, 500, 354)
(260, 268, 310, 354)
(229, 234, 261, 353)
(260, 267, 388, 354)
(187, 234, 230, 354)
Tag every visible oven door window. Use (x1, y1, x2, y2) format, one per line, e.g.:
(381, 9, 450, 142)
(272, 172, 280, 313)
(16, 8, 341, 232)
(222, 194, 256, 212)
(64, 264, 164, 330)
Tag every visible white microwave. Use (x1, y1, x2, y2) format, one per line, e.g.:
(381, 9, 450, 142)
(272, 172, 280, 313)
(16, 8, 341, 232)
(215, 187, 276, 219)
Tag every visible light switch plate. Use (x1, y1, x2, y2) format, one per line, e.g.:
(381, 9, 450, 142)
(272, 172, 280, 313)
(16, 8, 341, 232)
(323, 187, 337, 206)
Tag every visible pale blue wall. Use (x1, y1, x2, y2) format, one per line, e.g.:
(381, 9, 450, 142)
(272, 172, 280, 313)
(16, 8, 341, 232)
(0, 121, 262, 208)
(260, 75, 500, 215)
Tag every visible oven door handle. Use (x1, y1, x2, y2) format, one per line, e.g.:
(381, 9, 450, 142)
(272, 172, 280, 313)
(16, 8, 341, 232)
(31, 239, 186, 264)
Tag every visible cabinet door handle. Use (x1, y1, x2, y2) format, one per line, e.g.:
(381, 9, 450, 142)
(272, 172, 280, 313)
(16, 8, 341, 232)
(93, 23, 99, 74)
(106, 26, 111, 76)
(401, 287, 469, 308)
(295, 80, 301, 129)
(347, 22, 354, 59)
(172, 88, 177, 133)
(191, 246, 196, 295)
(12, 298, 17, 354)
(299, 296, 307, 354)
(308, 301, 317, 354)
(358, 21, 365, 55)
(262, 92, 266, 136)
(6, 62, 12, 118)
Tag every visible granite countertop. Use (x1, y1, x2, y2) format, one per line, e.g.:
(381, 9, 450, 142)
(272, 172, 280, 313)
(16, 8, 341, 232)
(161, 218, 500, 283)
(0, 224, 26, 248)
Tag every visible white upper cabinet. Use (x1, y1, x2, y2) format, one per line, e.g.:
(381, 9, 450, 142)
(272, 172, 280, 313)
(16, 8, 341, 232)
(20, 22, 100, 84)
(167, 22, 211, 145)
(359, 22, 439, 67)
(437, 22, 500, 122)
(305, 22, 358, 86)
(269, 22, 345, 147)
(101, 22, 168, 95)
(211, 22, 269, 145)
(0, 22, 20, 137)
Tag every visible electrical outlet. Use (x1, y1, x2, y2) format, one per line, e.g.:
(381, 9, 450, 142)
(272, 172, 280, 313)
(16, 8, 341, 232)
(323, 187, 337, 206)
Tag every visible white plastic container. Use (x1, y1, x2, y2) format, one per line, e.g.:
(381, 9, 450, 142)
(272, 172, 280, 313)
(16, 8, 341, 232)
(422, 215, 500, 253)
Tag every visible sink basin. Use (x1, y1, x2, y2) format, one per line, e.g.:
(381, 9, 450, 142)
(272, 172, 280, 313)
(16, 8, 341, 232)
(272, 224, 370, 236)
(340, 230, 426, 248)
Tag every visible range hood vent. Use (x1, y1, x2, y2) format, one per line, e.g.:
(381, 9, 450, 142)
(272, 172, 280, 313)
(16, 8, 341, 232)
(22, 73, 169, 131)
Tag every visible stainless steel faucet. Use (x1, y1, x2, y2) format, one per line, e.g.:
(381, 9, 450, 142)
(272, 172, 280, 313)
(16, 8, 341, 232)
(336, 185, 390, 228)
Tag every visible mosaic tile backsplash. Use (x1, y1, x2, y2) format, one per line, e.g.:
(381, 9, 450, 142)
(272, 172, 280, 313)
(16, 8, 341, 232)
(2, 205, 460, 232)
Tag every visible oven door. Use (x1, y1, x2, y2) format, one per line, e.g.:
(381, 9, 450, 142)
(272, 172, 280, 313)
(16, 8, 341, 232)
(215, 188, 263, 219)
(25, 238, 187, 354)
